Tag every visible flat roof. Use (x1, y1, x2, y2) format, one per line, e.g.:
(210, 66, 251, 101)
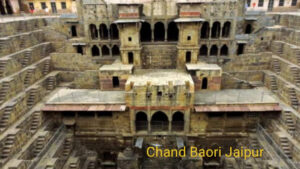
(114, 19, 144, 23)
(186, 63, 221, 71)
(174, 18, 205, 23)
(195, 88, 278, 105)
(126, 69, 193, 86)
(99, 63, 134, 72)
(46, 89, 125, 104)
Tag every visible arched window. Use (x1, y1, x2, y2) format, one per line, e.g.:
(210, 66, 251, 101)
(135, 112, 148, 131)
(186, 51, 191, 63)
(167, 22, 178, 41)
(140, 22, 151, 42)
(200, 45, 208, 56)
(151, 111, 168, 131)
(210, 45, 218, 56)
(154, 22, 165, 41)
(89, 24, 98, 39)
(0, 0, 5, 15)
(222, 22, 231, 38)
(172, 112, 184, 131)
(258, 0, 264, 6)
(91, 45, 100, 56)
(128, 52, 134, 64)
(71, 25, 77, 37)
(5, 0, 13, 14)
(201, 22, 209, 39)
(220, 45, 228, 56)
(112, 45, 120, 56)
(245, 24, 252, 34)
(211, 22, 221, 38)
(202, 77, 208, 89)
(99, 24, 108, 39)
(112, 76, 119, 88)
(101, 45, 109, 56)
(110, 24, 119, 39)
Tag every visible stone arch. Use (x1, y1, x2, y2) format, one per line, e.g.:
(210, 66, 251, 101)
(201, 22, 209, 39)
(167, 21, 178, 41)
(110, 24, 119, 39)
(151, 111, 168, 131)
(135, 111, 148, 131)
(245, 24, 252, 34)
(172, 111, 184, 131)
(200, 45, 208, 56)
(112, 45, 120, 56)
(211, 22, 221, 38)
(101, 45, 110, 56)
(220, 45, 228, 56)
(210, 45, 218, 56)
(222, 22, 231, 37)
(99, 23, 109, 39)
(89, 24, 98, 39)
(140, 22, 151, 42)
(154, 22, 165, 41)
(91, 45, 100, 56)
(202, 77, 208, 89)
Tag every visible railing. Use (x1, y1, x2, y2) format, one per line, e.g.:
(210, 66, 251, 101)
(136, 121, 148, 131)
(27, 124, 65, 169)
(257, 124, 298, 169)
(151, 121, 168, 131)
(171, 122, 184, 131)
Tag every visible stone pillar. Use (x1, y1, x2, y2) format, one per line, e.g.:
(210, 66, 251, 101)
(165, 24, 168, 42)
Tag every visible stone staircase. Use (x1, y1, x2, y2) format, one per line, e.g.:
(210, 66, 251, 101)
(296, 49, 300, 65)
(0, 80, 11, 103)
(283, 111, 296, 134)
(288, 87, 299, 109)
(290, 67, 300, 86)
(244, 163, 253, 169)
(27, 87, 38, 108)
(0, 40, 6, 54)
(30, 111, 40, 132)
(0, 60, 7, 78)
(271, 41, 283, 55)
(272, 59, 281, 73)
(19, 36, 27, 49)
(62, 137, 73, 157)
(46, 76, 56, 91)
(249, 137, 260, 150)
(69, 161, 78, 169)
(43, 59, 51, 75)
(142, 159, 177, 169)
(24, 68, 35, 88)
(0, 103, 15, 130)
(0, 134, 16, 159)
(33, 135, 46, 157)
(225, 161, 234, 169)
(22, 50, 32, 68)
(87, 161, 96, 169)
(279, 137, 292, 159)
(269, 75, 278, 92)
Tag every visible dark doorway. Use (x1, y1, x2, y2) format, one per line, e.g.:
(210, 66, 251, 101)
(245, 24, 252, 34)
(200, 45, 208, 56)
(101, 45, 110, 56)
(91, 45, 100, 56)
(222, 22, 231, 38)
(110, 24, 119, 40)
(172, 112, 184, 131)
(71, 26, 77, 37)
(99, 24, 108, 39)
(140, 22, 151, 42)
(151, 111, 168, 131)
(50, 2, 57, 13)
(112, 76, 119, 88)
(89, 24, 98, 39)
(237, 44, 245, 55)
(202, 77, 208, 89)
(0, 0, 5, 15)
(268, 0, 274, 11)
(186, 51, 191, 63)
(112, 45, 120, 56)
(210, 45, 218, 56)
(154, 22, 165, 41)
(5, 0, 12, 14)
(77, 46, 83, 55)
(135, 112, 148, 131)
(211, 22, 221, 38)
(128, 52, 134, 64)
(201, 22, 209, 39)
(220, 45, 228, 56)
(167, 22, 178, 41)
